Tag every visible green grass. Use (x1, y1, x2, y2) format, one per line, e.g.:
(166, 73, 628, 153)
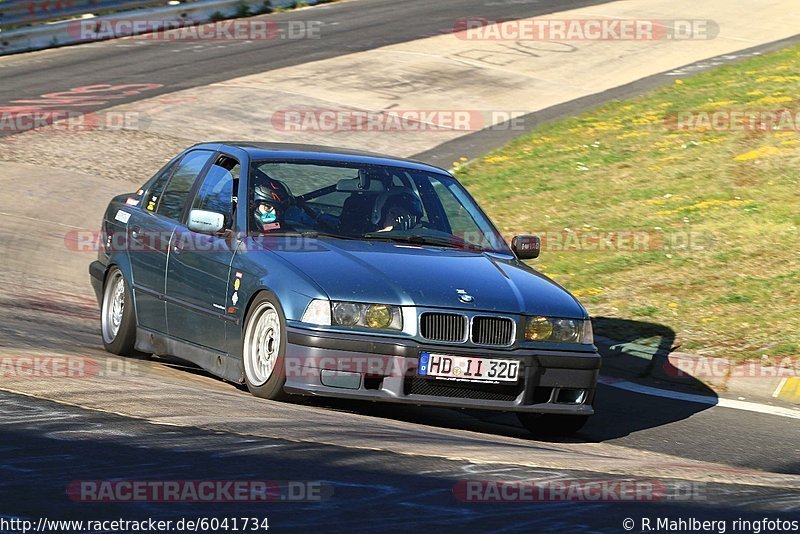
(455, 44, 800, 361)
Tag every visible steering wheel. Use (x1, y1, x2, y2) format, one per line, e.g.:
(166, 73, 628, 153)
(296, 198, 339, 233)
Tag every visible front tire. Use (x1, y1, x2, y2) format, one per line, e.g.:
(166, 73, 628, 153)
(517, 413, 589, 437)
(100, 267, 137, 355)
(241, 293, 289, 401)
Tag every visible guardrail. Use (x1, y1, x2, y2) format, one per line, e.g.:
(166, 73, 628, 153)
(0, 0, 320, 56)
(0, 0, 179, 29)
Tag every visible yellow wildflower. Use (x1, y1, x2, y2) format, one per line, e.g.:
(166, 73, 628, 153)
(734, 146, 782, 161)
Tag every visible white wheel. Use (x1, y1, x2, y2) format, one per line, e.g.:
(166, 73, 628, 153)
(102, 270, 126, 344)
(100, 267, 136, 355)
(243, 301, 282, 387)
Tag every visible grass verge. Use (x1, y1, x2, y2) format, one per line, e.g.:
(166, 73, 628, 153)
(455, 45, 800, 362)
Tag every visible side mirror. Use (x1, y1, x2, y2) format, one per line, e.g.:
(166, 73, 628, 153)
(188, 209, 225, 234)
(511, 235, 540, 260)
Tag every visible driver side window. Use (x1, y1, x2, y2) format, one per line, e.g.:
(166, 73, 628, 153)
(192, 155, 240, 230)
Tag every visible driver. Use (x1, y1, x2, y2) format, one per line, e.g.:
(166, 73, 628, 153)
(371, 189, 424, 232)
(253, 179, 290, 232)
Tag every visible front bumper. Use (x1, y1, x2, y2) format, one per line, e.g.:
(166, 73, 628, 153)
(283, 327, 600, 415)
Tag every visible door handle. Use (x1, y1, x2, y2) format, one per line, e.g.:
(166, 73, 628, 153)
(172, 241, 183, 255)
(130, 225, 141, 240)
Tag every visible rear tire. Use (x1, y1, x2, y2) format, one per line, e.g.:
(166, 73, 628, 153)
(241, 292, 289, 401)
(517, 413, 589, 437)
(100, 267, 137, 356)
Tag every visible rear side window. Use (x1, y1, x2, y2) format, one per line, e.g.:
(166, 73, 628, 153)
(144, 161, 177, 212)
(156, 150, 214, 220)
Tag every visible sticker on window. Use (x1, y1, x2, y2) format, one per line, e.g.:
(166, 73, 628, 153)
(114, 210, 131, 224)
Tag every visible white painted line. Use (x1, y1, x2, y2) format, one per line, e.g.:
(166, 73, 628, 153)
(0, 211, 86, 229)
(773, 377, 789, 398)
(598, 376, 800, 420)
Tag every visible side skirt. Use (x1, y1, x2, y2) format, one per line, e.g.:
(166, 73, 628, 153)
(135, 327, 244, 384)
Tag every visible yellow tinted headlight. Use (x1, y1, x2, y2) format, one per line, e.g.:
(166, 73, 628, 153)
(525, 316, 553, 341)
(365, 304, 393, 329)
(525, 316, 593, 344)
(329, 302, 403, 331)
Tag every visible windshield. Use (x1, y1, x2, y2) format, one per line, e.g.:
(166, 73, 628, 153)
(249, 161, 510, 254)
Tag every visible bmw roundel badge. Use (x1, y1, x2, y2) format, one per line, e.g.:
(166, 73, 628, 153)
(456, 289, 474, 303)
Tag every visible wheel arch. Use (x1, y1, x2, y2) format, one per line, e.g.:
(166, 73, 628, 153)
(240, 287, 283, 331)
(102, 259, 138, 325)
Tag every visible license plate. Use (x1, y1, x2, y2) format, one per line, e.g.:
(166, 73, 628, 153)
(418, 352, 519, 383)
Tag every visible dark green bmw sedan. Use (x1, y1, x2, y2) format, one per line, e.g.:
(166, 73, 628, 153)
(90, 142, 600, 436)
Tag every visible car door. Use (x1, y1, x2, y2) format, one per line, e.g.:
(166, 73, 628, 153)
(128, 149, 215, 333)
(165, 154, 240, 352)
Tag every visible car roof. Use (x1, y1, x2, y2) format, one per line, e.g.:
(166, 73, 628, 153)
(191, 142, 452, 175)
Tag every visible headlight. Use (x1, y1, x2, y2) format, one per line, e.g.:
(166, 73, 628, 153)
(365, 304, 393, 329)
(302, 299, 402, 331)
(332, 302, 361, 326)
(524, 316, 593, 344)
(525, 316, 553, 341)
(301, 299, 332, 325)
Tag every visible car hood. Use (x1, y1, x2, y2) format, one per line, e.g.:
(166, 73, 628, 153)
(261, 238, 586, 318)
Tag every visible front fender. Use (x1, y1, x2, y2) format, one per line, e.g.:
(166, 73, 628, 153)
(224, 243, 330, 356)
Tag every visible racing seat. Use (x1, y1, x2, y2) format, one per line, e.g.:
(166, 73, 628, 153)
(371, 187, 424, 231)
(338, 192, 379, 235)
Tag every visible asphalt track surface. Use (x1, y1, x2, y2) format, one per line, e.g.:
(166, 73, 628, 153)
(0, 0, 613, 138)
(1, 390, 798, 532)
(1, 0, 800, 531)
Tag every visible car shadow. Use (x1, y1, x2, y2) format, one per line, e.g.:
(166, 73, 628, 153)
(112, 316, 721, 446)
(593, 316, 679, 377)
(582, 316, 719, 441)
(300, 317, 720, 445)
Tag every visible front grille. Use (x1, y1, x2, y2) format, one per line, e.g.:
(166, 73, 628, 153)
(471, 316, 515, 346)
(404, 377, 523, 402)
(420, 312, 467, 343)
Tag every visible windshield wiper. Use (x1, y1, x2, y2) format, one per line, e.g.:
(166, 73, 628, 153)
(260, 231, 355, 240)
(363, 232, 484, 252)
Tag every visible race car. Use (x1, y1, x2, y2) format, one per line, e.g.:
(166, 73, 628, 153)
(90, 142, 600, 435)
